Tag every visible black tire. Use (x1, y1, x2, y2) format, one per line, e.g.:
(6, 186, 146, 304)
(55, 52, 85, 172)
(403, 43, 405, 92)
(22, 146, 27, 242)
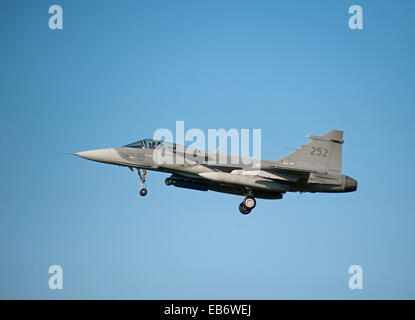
(139, 188, 148, 196)
(243, 196, 256, 209)
(165, 178, 173, 186)
(239, 203, 251, 215)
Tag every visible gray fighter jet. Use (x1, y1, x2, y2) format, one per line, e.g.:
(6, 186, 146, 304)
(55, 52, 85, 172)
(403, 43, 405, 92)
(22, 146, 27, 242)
(74, 129, 357, 214)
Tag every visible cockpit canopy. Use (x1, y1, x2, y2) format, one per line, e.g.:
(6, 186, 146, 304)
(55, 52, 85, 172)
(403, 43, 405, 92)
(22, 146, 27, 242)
(123, 139, 176, 150)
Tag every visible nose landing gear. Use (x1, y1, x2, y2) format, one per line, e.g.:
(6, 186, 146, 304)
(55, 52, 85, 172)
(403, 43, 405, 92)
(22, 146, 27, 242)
(239, 196, 256, 215)
(136, 168, 148, 196)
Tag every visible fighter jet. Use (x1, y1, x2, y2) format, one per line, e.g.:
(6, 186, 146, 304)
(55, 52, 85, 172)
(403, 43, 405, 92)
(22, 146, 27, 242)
(74, 129, 357, 214)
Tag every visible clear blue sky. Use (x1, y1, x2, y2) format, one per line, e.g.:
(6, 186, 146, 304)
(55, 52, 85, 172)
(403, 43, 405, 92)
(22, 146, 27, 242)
(0, 0, 414, 299)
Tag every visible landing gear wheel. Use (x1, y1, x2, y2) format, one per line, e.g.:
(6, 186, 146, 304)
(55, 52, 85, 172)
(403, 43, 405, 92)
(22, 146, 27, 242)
(165, 177, 173, 186)
(239, 203, 251, 215)
(243, 196, 256, 209)
(136, 168, 148, 196)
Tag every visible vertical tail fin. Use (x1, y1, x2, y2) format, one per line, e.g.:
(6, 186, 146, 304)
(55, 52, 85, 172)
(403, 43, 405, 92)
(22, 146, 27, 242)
(280, 130, 344, 172)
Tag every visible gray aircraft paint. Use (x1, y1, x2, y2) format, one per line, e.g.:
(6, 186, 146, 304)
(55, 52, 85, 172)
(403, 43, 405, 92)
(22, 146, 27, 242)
(74, 129, 357, 212)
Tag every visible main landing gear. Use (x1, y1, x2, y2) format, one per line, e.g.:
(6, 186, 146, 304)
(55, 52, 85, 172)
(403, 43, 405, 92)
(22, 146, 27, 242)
(239, 196, 256, 215)
(136, 168, 148, 196)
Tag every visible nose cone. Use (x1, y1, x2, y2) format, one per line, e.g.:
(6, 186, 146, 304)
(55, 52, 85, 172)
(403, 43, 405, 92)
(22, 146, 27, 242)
(345, 176, 358, 192)
(74, 148, 122, 164)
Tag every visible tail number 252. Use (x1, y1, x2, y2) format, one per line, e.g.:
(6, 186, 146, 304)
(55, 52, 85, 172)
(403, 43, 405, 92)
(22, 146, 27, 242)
(310, 147, 328, 157)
